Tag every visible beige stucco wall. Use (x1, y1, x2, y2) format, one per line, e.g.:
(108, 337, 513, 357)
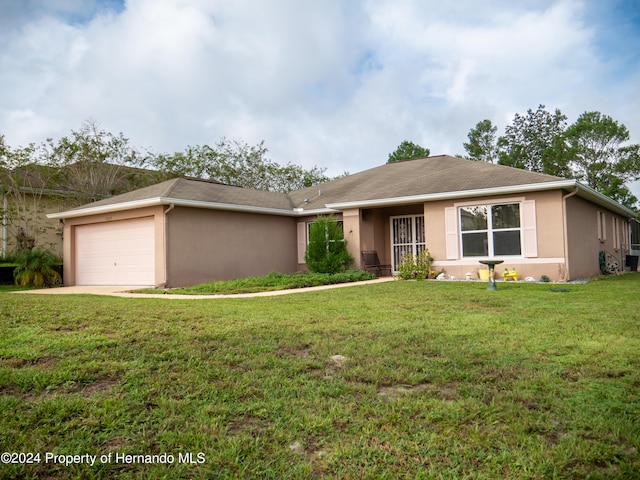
(565, 195, 630, 279)
(166, 207, 298, 287)
(424, 190, 569, 281)
(60, 206, 166, 286)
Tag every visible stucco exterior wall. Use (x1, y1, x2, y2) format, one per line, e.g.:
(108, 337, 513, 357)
(166, 207, 297, 287)
(425, 190, 569, 281)
(565, 195, 629, 279)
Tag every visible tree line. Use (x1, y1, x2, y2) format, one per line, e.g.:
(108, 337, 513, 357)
(0, 120, 331, 202)
(0, 120, 331, 254)
(389, 105, 640, 209)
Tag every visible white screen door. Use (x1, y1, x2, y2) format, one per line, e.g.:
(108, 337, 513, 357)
(391, 215, 425, 271)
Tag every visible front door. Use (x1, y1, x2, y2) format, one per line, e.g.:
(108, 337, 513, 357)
(391, 215, 425, 272)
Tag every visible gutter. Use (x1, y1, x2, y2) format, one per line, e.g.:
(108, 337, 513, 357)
(326, 180, 580, 209)
(2, 191, 7, 255)
(47, 197, 306, 220)
(326, 179, 637, 218)
(162, 203, 175, 288)
(46, 179, 637, 222)
(561, 187, 579, 281)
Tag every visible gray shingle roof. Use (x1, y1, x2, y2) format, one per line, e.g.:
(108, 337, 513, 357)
(50, 155, 635, 218)
(288, 155, 564, 208)
(67, 177, 295, 211)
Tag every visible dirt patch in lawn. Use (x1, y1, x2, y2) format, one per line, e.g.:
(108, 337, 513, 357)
(377, 381, 460, 401)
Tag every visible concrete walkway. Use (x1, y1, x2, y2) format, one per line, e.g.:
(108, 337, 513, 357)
(15, 277, 397, 299)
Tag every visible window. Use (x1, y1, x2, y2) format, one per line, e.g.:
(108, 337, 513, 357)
(460, 203, 521, 257)
(307, 220, 343, 244)
(612, 216, 620, 250)
(297, 220, 344, 264)
(597, 211, 607, 242)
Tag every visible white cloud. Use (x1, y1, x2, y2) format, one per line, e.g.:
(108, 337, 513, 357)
(1, 0, 639, 192)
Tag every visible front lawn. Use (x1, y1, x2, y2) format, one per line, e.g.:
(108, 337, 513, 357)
(0, 275, 639, 478)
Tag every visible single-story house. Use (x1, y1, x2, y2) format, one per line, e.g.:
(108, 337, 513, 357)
(48, 155, 638, 287)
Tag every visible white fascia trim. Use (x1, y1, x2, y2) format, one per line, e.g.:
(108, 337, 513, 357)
(326, 181, 577, 209)
(571, 182, 637, 218)
(293, 207, 339, 216)
(47, 198, 164, 219)
(47, 197, 337, 220)
(159, 198, 300, 216)
(326, 179, 637, 217)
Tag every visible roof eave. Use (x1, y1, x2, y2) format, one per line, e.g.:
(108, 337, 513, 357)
(325, 180, 579, 209)
(326, 179, 637, 218)
(47, 197, 303, 219)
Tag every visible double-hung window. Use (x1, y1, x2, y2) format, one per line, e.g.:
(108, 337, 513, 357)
(460, 203, 521, 257)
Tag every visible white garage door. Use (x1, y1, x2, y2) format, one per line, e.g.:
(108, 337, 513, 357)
(76, 218, 155, 286)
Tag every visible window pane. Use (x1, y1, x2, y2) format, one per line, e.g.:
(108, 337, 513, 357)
(492, 204, 520, 229)
(493, 231, 521, 255)
(462, 232, 488, 256)
(460, 206, 488, 231)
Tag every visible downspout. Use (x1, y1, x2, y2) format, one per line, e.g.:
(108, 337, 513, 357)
(2, 190, 8, 256)
(562, 187, 579, 281)
(162, 203, 175, 288)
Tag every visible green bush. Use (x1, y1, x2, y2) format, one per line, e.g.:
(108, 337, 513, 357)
(304, 214, 354, 274)
(13, 248, 62, 288)
(148, 270, 376, 295)
(397, 249, 433, 280)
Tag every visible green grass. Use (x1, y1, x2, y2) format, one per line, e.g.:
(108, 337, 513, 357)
(135, 270, 377, 295)
(1, 274, 639, 478)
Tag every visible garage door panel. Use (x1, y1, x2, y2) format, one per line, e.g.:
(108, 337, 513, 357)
(76, 218, 155, 286)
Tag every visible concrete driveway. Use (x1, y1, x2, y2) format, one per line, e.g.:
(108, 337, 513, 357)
(15, 277, 396, 299)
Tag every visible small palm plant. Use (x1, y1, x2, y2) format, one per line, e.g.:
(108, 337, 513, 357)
(13, 248, 62, 288)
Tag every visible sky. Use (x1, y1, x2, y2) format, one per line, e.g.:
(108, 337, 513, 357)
(1, 0, 640, 195)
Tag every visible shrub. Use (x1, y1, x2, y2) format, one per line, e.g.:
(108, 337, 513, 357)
(397, 249, 433, 280)
(13, 248, 62, 288)
(305, 214, 354, 274)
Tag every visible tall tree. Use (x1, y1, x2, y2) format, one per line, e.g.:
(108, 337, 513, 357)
(152, 138, 330, 193)
(387, 140, 430, 163)
(564, 111, 640, 207)
(463, 119, 498, 163)
(46, 120, 152, 204)
(498, 105, 571, 177)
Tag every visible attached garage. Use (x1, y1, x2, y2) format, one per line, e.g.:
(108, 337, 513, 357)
(75, 217, 155, 286)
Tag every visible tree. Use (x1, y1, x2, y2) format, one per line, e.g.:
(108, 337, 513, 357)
(46, 120, 152, 204)
(0, 136, 58, 252)
(152, 138, 330, 193)
(387, 140, 430, 163)
(463, 119, 498, 163)
(304, 214, 353, 273)
(564, 111, 640, 207)
(498, 105, 571, 177)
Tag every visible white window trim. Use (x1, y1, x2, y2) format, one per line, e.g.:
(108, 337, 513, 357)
(297, 219, 345, 264)
(455, 197, 527, 259)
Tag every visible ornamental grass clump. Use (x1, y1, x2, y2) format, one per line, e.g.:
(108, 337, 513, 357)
(397, 249, 433, 280)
